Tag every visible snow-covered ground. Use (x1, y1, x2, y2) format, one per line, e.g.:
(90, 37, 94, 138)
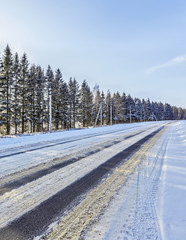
(159, 120, 186, 240)
(0, 120, 185, 240)
(84, 120, 186, 240)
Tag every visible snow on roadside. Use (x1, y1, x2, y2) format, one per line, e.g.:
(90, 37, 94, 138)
(159, 121, 186, 240)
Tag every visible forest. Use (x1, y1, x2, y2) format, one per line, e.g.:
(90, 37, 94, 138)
(0, 45, 186, 135)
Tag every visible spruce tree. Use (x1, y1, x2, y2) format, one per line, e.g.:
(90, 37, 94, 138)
(35, 66, 45, 132)
(158, 102, 165, 120)
(53, 69, 63, 130)
(68, 78, 79, 128)
(113, 92, 121, 123)
(19, 53, 29, 133)
(45, 65, 54, 131)
(79, 80, 93, 127)
(0, 45, 13, 135)
(12, 53, 20, 134)
(135, 98, 144, 122)
(126, 95, 136, 122)
(105, 90, 112, 125)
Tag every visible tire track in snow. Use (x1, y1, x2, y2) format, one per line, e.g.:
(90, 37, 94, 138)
(84, 127, 169, 240)
(0, 125, 165, 240)
(0, 125, 143, 159)
(46, 126, 167, 240)
(0, 130, 144, 196)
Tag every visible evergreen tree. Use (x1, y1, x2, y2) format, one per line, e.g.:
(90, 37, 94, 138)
(12, 53, 21, 134)
(158, 102, 165, 120)
(45, 65, 54, 131)
(0, 45, 13, 135)
(35, 66, 45, 132)
(135, 98, 144, 122)
(120, 92, 127, 122)
(1, 44, 186, 135)
(126, 95, 136, 122)
(172, 106, 178, 120)
(59, 81, 69, 129)
(164, 103, 174, 120)
(144, 98, 154, 121)
(113, 92, 121, 123)
(105, 90, 113, 125)
(53, 69, 63, 130)
(27, 65, 37, 132)
(19, 53, 29, 133)
(79, 80, 93, 127)
(151, 101, 159, 120)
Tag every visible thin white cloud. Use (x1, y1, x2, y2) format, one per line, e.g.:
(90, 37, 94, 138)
(146, 55, 186, 74)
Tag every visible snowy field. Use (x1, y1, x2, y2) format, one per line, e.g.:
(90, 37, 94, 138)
(0, 120, 185, 240)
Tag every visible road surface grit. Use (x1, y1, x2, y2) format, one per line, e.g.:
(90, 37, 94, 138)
(45, 127, 166, 240)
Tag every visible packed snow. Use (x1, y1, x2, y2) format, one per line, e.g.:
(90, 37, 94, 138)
(0, 122, 163, 178)
(0, 120, 185, 240)
(84, 121, 186, 240)
(0, 122, 163, 228)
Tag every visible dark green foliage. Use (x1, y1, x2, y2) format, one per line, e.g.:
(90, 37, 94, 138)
(0, 44, 186, 135)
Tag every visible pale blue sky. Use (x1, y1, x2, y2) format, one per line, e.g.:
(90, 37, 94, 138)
(1, 0, 186, 107)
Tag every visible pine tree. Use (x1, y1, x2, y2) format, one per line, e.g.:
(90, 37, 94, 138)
(158, 102, 165, 120)
(45, 65, 54, 131)
(35, 66, 45, 132)
(59, 81, 69, 129)
(164, 103, 174, 120)
(19, 53, 29, 133)
(0, 45, 13, 135)
(12, 53, 21, 134)
(105, 91, 113, 125)
(79, 80, 93, 127)
(113, 92, 121, 123)
(144, 98, 153, 121)
(135, 98, 144, 122)
(172, 106, 178, 120)
(27, 65, 37, 132)
(53, 69, 63, 130)
(120, 92, 127, 122)
(126, 95, 136, 122)
(151, 101, 159, 120)
(68, 78, 79, 128)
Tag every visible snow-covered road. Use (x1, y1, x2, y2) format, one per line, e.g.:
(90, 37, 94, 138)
(0, 122, 161, 179)
(1, 121, 185, 240)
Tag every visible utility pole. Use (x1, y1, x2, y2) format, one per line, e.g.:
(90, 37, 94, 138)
(110, 99, 112, 125)
(95, 104, 101, 126)
(130, 105, 132, 123)
(94, 102, 103, 127)
(100, 102, 103, 126)
(49, 88, 52, 133)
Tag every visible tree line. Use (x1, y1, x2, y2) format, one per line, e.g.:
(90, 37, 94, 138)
(0, 45, 186, 135)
